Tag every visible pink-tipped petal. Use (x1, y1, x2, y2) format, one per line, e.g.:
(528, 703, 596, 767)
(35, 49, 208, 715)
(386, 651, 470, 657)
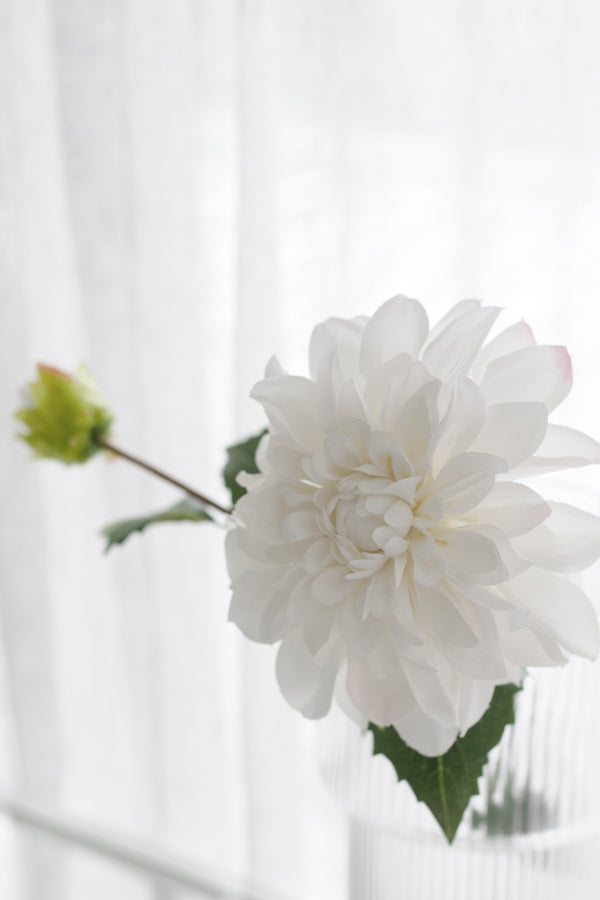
(471, 319, 536, 383)
(481, 345, 573, 412)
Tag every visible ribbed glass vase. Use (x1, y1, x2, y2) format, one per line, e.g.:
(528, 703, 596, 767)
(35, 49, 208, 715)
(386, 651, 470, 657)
(319, 563, 600, 899)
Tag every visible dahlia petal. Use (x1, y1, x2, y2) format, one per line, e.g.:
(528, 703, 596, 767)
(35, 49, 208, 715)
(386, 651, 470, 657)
(232, 526, 305, 568)
(438, 529, 503, 580)
(422, 305, 500, 383)
(324, 433, 362, 470)
(473, 482, 551, 537)
(536, 423, 600, 462)
(366, 430, 396, 473)
(334, 669, 369, 728)
(261, 435, 307, 479)
(288, 575, 328, 623)
(359, 295, 429, 378)
(441, 476, 497, 517)
(264, 355, 286, 378)
(260, 592, 293, 642)
(363, 353, 412, 423)
(364, 567, 394, 619)
(346, 556, 382, 577)
(341, 596, 383, 655)
(384, 476, 422, 503)
(308, 449, 345, 481)
(303, 615, 337, 657)
(387, 609, 423, 651)
(510, 424, 600, 477)
(383, 535, 410, 556)
(415, 585, 478, 647)
(470, 401, 547, 467)
(480, 345, 572, 412)
(426, 452, 507, 501)
(225, 527, 255, 582)
(513, 502, 600, 573)
(453, 581, 515, 612)
(383, 499, 414, 532)
(456, 678, 495, 734)
(364, 494, 396, 517)
(400, 658, 458, 729)
(310, 566, 350, 606)
(347, 658, 417, 725)
(370, 625, 424, 677)
(471, 319, 536, 384)
(392, 580, 424, 641)
(411, 549, 447, 586)
(501, 623, 567, 668)
(336, 380, 370, 425)
(393, 390, 437, 462)
(427, 299, 481, 344)
(492, 602, 530, 631)
(373, 525, 398, 549)
(408, 528, 436, 559)
(440, 621, 506, 679)
(251, 375, 322, 448)
(282, 509, 320, 542)
(276, 632, 337, 718)
(381, 366, 440, 442)
(432, 376, 486, 466)
(504, 567, 600, 660)
(464, 524, 529, 581)
(394, 554, 408, 584)
(234, 487, 287, 544)
(357, 476, 393, 494)
(228, 570, 285, 642)
(413, 501, 444, 534)
(309, 316, 366, 382)
(441, 586, 508, 678)
(393, 708, 459, 757)
(303, 538, 334, 573)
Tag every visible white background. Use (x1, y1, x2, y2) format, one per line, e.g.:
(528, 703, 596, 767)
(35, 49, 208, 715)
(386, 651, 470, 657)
(2, 1, 600, 897)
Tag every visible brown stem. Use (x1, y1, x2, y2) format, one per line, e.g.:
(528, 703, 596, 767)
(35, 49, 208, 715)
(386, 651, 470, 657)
(93, 434, 232, 516)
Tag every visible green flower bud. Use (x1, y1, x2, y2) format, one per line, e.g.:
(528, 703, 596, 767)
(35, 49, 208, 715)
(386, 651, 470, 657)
(15, 363, 113, 464)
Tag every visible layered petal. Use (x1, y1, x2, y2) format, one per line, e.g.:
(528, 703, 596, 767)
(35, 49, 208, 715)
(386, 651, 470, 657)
(510, 424, 600, 477)
(471, 319, 536, 384)
(480, 345, 572, 412)
(473, 482, 551, 537)
(422, 305, 500, 384)
(360, 296, 429, 378)
(309, 315, 366, 383)
(503, 567, 600, 660)
(470, 401, 547, 467)
(276, 631, 338, 718)
(392, 706, 459, 757)
(513, 502, 600, 573)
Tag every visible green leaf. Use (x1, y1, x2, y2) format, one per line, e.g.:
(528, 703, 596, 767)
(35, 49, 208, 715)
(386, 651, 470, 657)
(369, 683, 521, 843)
(101, 497, 213, 552)
(222, 429, 268, 504)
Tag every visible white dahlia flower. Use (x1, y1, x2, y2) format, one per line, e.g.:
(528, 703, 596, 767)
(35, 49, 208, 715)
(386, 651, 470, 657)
(226, 297, 600, 756)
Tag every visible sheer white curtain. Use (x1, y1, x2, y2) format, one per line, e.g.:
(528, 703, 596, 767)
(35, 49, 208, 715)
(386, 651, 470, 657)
(2, 1, 600, 898)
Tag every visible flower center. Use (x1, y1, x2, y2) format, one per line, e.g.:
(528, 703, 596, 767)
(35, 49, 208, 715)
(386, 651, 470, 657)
(332, 497, 382, 552)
